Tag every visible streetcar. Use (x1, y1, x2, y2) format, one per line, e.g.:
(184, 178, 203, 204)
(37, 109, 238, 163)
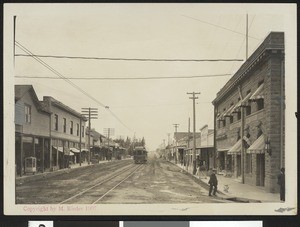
(133, 146, 147, 164)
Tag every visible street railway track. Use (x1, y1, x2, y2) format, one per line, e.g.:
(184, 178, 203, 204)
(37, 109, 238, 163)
(59, 163, 145, 204)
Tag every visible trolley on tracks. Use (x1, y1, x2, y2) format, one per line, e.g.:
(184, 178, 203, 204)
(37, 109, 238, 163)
(133, 146, 147, 164)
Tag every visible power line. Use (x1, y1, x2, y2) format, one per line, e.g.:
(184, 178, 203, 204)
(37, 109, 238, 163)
(15, 73, 232, 80)
(182, 14, 261, 41)
(15, 41, 107, 108)
(15, 53, 244, 62)
(15, 40, 132, 132)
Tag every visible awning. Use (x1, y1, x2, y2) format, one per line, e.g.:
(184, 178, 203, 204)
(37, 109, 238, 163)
(70, 147, 80, 153)
(224, 105, 235, 117)
(52, 146, 64, 152)
(230, 92, 252, 114)
(247, 135, 265, 154)
(81, 149, 88, 152)
(218, 148, 229, 152)
(249, 83, 264, 101)
(227, 139, 242, 154)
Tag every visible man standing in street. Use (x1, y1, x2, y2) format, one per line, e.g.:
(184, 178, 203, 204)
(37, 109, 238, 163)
(208, 169, 218, 196)
(277, 167, 285, 202)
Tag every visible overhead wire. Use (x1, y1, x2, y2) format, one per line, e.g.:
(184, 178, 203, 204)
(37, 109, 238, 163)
(182, 14, 261, 41)
(15, 53, 243, 62)
(15, 73, 232, 80)
(15, 40, 132, 132)
(229, 15, 256, 74)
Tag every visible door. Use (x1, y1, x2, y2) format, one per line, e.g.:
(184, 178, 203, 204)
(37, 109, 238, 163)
(256, 154, 265, 186)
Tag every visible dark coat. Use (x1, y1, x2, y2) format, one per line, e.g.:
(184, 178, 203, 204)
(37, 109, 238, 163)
(277, 172, 285, 188)
(209, 173, 218, 186)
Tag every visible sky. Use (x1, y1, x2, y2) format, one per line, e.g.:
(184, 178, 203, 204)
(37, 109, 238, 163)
(5, 3, 296, 151)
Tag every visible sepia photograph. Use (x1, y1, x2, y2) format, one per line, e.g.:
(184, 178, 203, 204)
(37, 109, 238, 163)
(3, 3, 297, 215)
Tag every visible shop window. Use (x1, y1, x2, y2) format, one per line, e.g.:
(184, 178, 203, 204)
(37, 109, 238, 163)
(237, 111, 241, 120)
(24, 104, 31, 123)
(229, 116, 234, 124)
(223, 119, 226, 127)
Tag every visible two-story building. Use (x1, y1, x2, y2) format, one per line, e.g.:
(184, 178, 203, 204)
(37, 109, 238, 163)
(15, 85, 52, 176)
(212, 32, 285, 192)
(42, 96, 87, 170)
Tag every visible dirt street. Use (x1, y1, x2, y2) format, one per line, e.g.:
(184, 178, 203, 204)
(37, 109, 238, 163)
(16, 156, 226, 204)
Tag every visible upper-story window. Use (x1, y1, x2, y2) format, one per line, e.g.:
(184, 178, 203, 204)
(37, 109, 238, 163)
(24, 104, 31, 123)
(54, 114, 58, 131)
(63, 118, 67, 133)
(82, 126, 84, 137)
(257, 81, 264, 111)
(77, 123, 79, 136)
(257, 99, 264, 110)
(245, 90, 251, 116)
(70, 121, 73, 134)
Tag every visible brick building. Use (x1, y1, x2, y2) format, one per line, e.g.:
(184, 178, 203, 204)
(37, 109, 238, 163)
(212, 32, 285, 192)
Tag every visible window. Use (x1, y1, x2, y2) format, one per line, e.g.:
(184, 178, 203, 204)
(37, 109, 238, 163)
(82, 126, 84, 137)
(237, 111, 241, 120)
(223, 119, 226, 127)
(245, 106, 251, 116)
(63, 118, 67, 133)
(77, 123, 79, 136)
(54, 114, 58, 131)
(245, 90, 251, 116)
(229, 116, 234, 124)
(257, 99, 264, 110)
(25, 104, 31, 123)
(70, 121, 73, 134)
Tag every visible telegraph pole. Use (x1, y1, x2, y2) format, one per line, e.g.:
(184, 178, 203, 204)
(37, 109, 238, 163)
(246, 13, 249, 60)
(187, 92, 200, 174)
(104, 128, 115, 160)
(173, 124, 179, 164)
(81, 108, 98, 164)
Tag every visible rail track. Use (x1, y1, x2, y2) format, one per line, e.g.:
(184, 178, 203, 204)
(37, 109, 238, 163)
(59, 163, 145, 204)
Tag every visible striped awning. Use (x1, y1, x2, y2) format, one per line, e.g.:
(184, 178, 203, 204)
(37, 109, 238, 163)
(52, 146, 64, 152)
(247, 135, 265, 154)
(227, 139, 242, 154)
(224, 105, 235, 117)
(230, 92, 252, 114)
(70, 147, 80, 153)
(218, 148, 229, 152)
(249, 83, 264, 101)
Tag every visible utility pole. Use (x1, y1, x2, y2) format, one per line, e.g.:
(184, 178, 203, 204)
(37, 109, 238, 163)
(81, 108, 98, 164)
(246, 13, 248, 60)
(79, 117, 82, 166)
(167, 133, 170, 146)
(173, 124, 179, 164)
(187, 92, 200, 175)
(104, 128, 115, 160)
(187, 117, 191, 169)
(13, 16, 16, 67)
